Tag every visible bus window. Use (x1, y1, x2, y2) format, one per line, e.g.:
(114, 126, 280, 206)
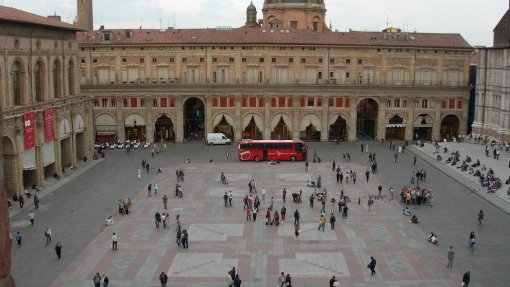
(295, 143, 303, 152)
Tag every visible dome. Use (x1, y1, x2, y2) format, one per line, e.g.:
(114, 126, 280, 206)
(247, 2, 257, 12)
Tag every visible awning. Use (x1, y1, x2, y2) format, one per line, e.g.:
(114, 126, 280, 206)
(271, 114, 292, 131)
(242, 114, 263, 130)
(414, 115, 434, 128)
(213, 113, 234, 128)
(125, 114, 146, 127)
(300, 114, 321, 131)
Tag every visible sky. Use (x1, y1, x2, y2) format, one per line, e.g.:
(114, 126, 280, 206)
(3, 0, 509, 47)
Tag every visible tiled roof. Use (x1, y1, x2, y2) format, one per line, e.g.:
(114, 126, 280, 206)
(78, 27, 472, 49)
(0, 5, 83, 31)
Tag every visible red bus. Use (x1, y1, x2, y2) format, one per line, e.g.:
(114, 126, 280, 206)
(237, 140, 307, 161)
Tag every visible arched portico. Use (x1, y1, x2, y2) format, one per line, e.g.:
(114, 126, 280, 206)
(154, 114, 175, 142)
(414, 114, 434, 140)
(271, 113, 292, 140)
(441, 114, 460, 139)
(300, 114, 321, 141)
(242, 113, 263, 139)
(385, 114, 406, 140)
(356, 98, 379, 140)
(183, 97, 205, 141)
(212, 113, 234, 139)
(329, 114, 348, 141)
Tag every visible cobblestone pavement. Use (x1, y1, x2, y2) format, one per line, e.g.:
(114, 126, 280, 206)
(8, 141, 510, 287)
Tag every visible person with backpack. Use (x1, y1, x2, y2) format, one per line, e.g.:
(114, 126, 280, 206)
(159, 272, 168, 287)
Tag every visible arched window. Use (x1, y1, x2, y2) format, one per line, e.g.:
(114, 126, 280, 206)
(12, 61, 22, 106)
(34, 61, 44, 102)
(52, 60, 61, 99)
(68, 59, 75, 95)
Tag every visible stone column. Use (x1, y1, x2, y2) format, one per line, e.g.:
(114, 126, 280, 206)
(35, 112, 45, 186)
(116, 96, 125, 142)
(348, 94, 357, 141)
(264, 95, 271, 140)
(459, 97, 468, 136)
(175, 95, 184, 143)
(0, 158, 16, 287)
(54, 114, 63, 178)
(433, 97, 442, 139)
(376, 96, 386, 141)
(145, 96, 153, 142)
(205, 95, 212, 135)
(321, 95, 329, 141)
(405, 97, 416, 141)
(293, 95, 300, 141)
(234, 95, 242, 141)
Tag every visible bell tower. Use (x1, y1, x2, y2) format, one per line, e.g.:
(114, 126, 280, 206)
(262, 0, 329, 31)
(77, 0, 93, 31)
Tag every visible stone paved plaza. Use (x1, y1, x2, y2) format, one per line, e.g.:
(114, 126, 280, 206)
(8, 142, 510, 287)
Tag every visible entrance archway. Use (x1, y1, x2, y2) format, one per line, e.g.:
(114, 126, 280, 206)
(271, 114, 292, 140)
(441, 114, 460, 140)
(242, 114, 263, 139)
(125, 114, 146, 141)
(213, 114, 234, 139)
(300, 114, 321, 141)
(183, 97, 205, 141)
(329, 115, 347, 141)
(2, 136, 17, 196)
(357, 98, 379, 139)
(414, 114, 433, 140)
(95, 113, 116, 144)
(154, 114, 175, 142)
(385, 114, 406, 140)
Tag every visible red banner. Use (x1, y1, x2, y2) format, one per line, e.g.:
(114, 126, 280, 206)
(23, 112, 35, 150)
(44, 108, 55, 142)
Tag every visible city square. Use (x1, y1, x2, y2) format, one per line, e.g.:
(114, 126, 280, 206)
(7, 141, 510, 287)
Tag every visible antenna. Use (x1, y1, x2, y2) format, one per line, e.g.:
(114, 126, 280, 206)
(386, 15, 390, 28)
(172, 13, 176, 28)
(159, 18, 163, 30)
(140, 18, 143, 29)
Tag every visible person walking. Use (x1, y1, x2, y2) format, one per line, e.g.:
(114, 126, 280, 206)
(278, 272, 285, 287)
(93, 272, 102, 287)
(246, 208, 252, 221)
(368, 197, 373, 212)
(18, 195, 24, 208)
(285, 274, 292, 287)
(294, 224, 300, 240)
(146, 162, 150, 173)
(181, 230, 189, 248)
(318, 215, 326, 232)
(252, 207, 258, 222)
(446, 246, 455, 268)
(54, 242, 62, 259)
(282, 188, 287, 203)
(365, 169, 370, 182)
(462, 271, 471, 287)
(112, 232, 118, 251)
(45, 227, 52, 245)
(368, 256, 377, 275)
(477, 209, 484, 226)
(162, 195, 168, 209)
(294, 209, 300, 225)
(176, 228, 182, 246)
(394, 153, 398, 163)
(155, 212, 161, 228)
(305, 161, 309, 172)
(281, 206, 286, 224)
(159, 272, 168, 287)
(468, 231, 476, 252)
(147, 184, 152, 197)
(229, 191, 233, 206)
(233, 274, 242, 287)
(15, 231, 22, 248)
(309, 193, 314, 208)
(102, 274, 109, 287)
(33, 195, 40, 210)
(154, 183, 159, 196)
(330, 213, 336, 230)
(137, 168, 141, 179)
(28, 210, 35, 226)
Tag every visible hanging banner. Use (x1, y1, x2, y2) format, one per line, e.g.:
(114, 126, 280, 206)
(23, 112, 36, 150)
(44, 108, 55, 142)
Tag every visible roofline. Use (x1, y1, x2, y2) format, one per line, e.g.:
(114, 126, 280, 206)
(0, 18, 86, 32)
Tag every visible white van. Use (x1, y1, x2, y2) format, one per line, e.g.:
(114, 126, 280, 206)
(206, 133, 231, 145)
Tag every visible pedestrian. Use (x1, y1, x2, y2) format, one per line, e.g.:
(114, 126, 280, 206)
(15, 231, 22, 248)
(181, 229, 188, 248)
(394, 153, 398, 163)
(33, 195, 39, 210)
(162, 195, 168, 209)
(227, 271, 233, 287)
(146, 162, 150, 173)
(282, 188, 287, 203)
(278, 272, 285, 287)
(266, 209, 271, 225)
(285, 273, 292, 287)
(329, 276, 337, 287)
(462, 271, 470, 287)
(246, 208, 251, 221)
(252, 207, 258, 222)
(159, 272, 168, 287)
(305, 161, 309, 172)
(147, 184, 152, 197)
(294, 209, 300, 225)
(112, 232, 118, 251)
(176, 214, 181, 230)
(155, 212, 161, 228)
(18, 195, 24, 208)
(161, 212, 167, 228)
(28, 210, 35, 225)
(368, 197, 373, 212)
(93, 272, 102, 287)
(468, 231, 476, 252)
(281, 206, 287, 224)
(229, 191, 233, 206)
(225, 151, 229, 160)
(45, 227, 52, 245)
(176, 228, 182, 246)
(154, 183, 159, 196)
(446, 246, 454, 268)
(365, 169, 370, 182)
(318, 215, 326, 232)
(233, 274, 242, 287)
(330, 213, 336, 230)
(102, 274, 109, 287)
(54, 242, 62, 259)
(477, 209, 484, 226)
(224, 192, 229, 207)
(137, 168, 141, 179)
(309, 193, 314, 208)
(336, 172, 340, 184)
(368, 256, 377, 275)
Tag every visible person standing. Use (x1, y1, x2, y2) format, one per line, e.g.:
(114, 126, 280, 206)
(336, 172, 340, 184)
(413, 156, 417, 166)
(462, 271, 470, 287)
(154, 183, 159, 196)
(93, 272, 102, 287)
(252, 207, 258, 222)
(294, 209, 300, 225)
(329, 213, 336, 230)
(477, 210, 484, 226)
(246, 208, 251, 221)
(229, 191, 233, 206)
(446, 246, 455, 268)
(102, 274, 109, 287)
(309, 193, 314, 208)
(468, 231, 476, 252)
(318, 215, 326, 232)
(54, 242, 62, 259)
(176, 228, 182, 246)
(159, 272, 168, 287)
(368, 197, 373, 212)
(45, 227, 52, 245)
(281, 206, 287, 224)
(147, 184, 152, 197)
(155, 212, 161, 228)
(146, 162, 150, 173)
(285, 274, 292, 287)
(278, 272, 285, 287)
(15, 231, 22, 248)
(368, 256, 377, 275)
(162, 195, 168, 209)
(305, 161, 309, 172)
(233, 274, 242, 287)
(18, 195, 24, 208)
(365, 169, 370, 182)
(394, 153, 398, 163)
(181, 230, 189, 248)
(294, 224, 300, 240)
(28, 210, 35, 226)
(282, 188, 287, 203)
(33, 195, 40, 210)
(112, 232, 118, 251)
(352, 172, 357, 184)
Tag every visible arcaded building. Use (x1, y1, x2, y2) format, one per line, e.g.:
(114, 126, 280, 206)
(77, 0, 473, 144)
(472, 4, 510, 141)
(0, 6, 93, 196)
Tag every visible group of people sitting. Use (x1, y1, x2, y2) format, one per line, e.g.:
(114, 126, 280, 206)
(402, 207, 419, 224)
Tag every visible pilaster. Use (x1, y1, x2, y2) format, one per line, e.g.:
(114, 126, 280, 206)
(264, 95, 271, 140)
(234, 95, 242, 141)
(176, 95, 184, 143)
(321, 95, 329, 141)
(376, 96, 386, 140)
(205, 94, 213, 135)
(348, 94, 357, 141)
(293, 95, 300, 141)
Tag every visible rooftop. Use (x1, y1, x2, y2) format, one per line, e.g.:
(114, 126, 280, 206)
(0, 5, 83, 31)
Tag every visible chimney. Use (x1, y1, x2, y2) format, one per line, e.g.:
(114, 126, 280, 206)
(47, 15, 61, 21)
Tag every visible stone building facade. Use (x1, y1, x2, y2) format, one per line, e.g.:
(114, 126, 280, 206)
(78, 1, 472, 145)
(0, 6, 94, 197)
(472, 4, 510, 141)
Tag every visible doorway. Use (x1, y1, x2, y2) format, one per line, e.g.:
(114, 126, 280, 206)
(183, 97, 205, 141)
(356, 98, 379, 140)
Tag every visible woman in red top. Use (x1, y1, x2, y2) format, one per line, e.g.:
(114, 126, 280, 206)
(266, 209, 271, 225)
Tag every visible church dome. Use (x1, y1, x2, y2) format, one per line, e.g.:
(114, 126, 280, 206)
(247, 2, 257, 12)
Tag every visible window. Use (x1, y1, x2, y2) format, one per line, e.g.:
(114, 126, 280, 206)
(140, 58, 145, 64)
(153, 99, 158, 107)
(34, 61, 44, 102)
(122, 58, 127, 63)
(358, 59, 363, 65)
(52, 60, 61, 99)
(329, 58, 335, 64)
(457, 100, 462, 109)
(307, 98, 314, 107)
(403, 100, 407, 108)
(259, 58, 264, 63)
(111, 98, 116, 107)
(318, 72, 322, 80)
(318, 58, 323, 64)
(346, 59, 351, 64)
(103, 33, 111, 41)
(345, 72, 350, 78)
(182, 58, 187, 63)
(301, 58, 306, 64)
(394, 99, 400, 108)
(212, 57, 217, 63)
(169, 58, 175, 63)
(92, 58, 97, 64)
(387, 100, 391, 107)
(229, 58, 235, 63)
(101, 98, 108, 107)
(272, 58, 276, 63)
(421, 99, 428, 108)
(242, 58, 247, 63)
(68, 60, 75, 95)
(12, 61, 22, 106)
(212, 71, 217, 83)
(290, 21, 298, 28)
(449, 99, 455, 109)
(152, 58, 157, 63)
(289, 58, 294, 64)
(80, 58, 86, 64)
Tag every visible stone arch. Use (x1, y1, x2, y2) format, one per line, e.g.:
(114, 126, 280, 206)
(212, 113, 235, 139)
(124, 113, 147, 141)
(386, 113, 407, 125)
(440, 114, 460, 139)
(154, 113, 175, 141)
(271, 113, 293, 140)
(2, 136, 17, 195)
(385, 113, 406, 140)
(242, 113, 264, 139)
(329, 113, 349, 141)
(95, 113, 117, 143)
(33, 58, 46, 102)
(356, 97, 379, 139)
(413, 113, 434, 140)
(153, 113, 175, 124)
(212, 112, 234, 128)
(183, 97, 205, 140)
(300, 113, 322, 141)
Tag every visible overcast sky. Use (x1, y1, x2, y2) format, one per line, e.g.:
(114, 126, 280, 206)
(3, 0, 508, 46)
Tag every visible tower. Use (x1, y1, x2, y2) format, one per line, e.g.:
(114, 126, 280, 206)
(246, 2, 258, 27)
(77, 0, 93, 31)
(262, 0, 329, 31)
